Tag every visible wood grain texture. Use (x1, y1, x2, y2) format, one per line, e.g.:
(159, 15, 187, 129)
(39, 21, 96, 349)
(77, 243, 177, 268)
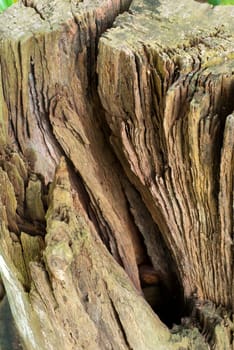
(0, 158, 192, 350)
(0, 0, 234, 348)
(0, 0, 145, 291)
(98, 0, 234, 309)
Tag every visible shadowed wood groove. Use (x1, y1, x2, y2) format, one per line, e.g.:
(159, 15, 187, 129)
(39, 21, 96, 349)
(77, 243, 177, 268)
(0, 0, 233, 349)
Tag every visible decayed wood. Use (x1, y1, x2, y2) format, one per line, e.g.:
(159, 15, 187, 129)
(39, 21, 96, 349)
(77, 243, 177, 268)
(0, 157, 198, 350)
(0, 0, 233, 349)
(0, 0, 177, 348)
(98, 0, 234, 307)
(0, 0, 149, 293)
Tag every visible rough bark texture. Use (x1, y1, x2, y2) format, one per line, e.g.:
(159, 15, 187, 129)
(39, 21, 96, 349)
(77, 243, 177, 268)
(98, 0, 234, 311)
(0, 158, 178, 349)
(0, 0, 233, 349)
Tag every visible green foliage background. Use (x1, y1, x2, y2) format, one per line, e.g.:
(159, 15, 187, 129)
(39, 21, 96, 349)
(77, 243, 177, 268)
(0, 0, 17, 13)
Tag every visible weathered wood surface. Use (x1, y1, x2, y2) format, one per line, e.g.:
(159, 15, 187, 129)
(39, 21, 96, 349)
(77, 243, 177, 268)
(0, 0, 233, 349)
(98, 0, 234, 309)
(0, 158, 181, 349)
(0, 0, 146, 292)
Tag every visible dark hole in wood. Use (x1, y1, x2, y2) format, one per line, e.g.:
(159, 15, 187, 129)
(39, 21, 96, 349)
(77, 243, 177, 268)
(141, 266, 187, 328)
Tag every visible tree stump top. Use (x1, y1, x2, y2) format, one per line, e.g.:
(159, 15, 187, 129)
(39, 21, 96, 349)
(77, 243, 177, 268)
(101, 0, 234, 66)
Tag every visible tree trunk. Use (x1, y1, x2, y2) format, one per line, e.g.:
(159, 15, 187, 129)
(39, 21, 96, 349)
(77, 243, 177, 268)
(0, 0, 233, 349)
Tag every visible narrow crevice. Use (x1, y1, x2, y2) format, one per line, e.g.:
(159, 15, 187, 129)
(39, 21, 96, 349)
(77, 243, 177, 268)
(88, 199, 123, 265)
(212, 79, 234, 201)
(120, 180, 187, 328)
(140, 260, 187, 328)
(21, 0, 45, 21)
(109, 296, 133, 350)
(72, 0, 133, 99)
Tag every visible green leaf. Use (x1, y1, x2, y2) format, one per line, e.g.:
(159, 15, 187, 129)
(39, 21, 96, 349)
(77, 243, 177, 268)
(0, 0, 15, 13)
(208, 0, 234, 4)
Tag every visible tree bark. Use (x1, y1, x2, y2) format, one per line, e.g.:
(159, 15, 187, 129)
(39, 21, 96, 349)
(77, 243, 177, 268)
(0, 0, 233, 349)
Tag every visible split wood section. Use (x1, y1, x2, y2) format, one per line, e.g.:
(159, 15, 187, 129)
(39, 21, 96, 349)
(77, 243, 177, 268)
(98, 0, 234, 308)
(0, 0, 233, 349)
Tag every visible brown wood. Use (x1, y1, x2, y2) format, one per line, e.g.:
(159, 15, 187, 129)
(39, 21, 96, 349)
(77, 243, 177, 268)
(98, 0, 234, 309)
(0, 0, 233, 349)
